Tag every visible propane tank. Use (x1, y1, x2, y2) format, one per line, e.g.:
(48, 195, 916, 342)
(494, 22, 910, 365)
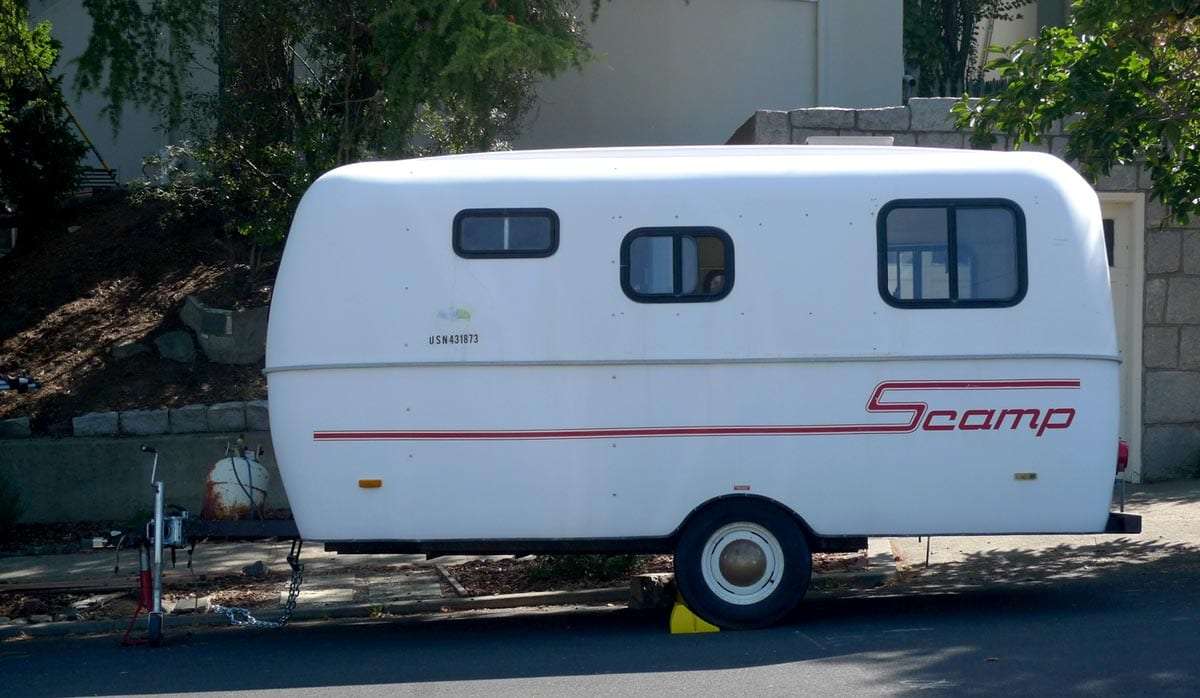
(202, 439, 270, 519)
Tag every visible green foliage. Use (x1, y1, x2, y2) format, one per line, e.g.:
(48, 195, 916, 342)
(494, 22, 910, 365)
(954, 0, 1200, 223)
(0, 1, 85, 237)
(527, 555, 640, 584)
(0, 469, 22, 540)
(904, 0, 1032, 97)
(77, 1, 604, 245)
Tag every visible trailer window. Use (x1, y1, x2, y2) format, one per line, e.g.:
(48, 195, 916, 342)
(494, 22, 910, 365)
(878, 200, 1025, 308)
(621, 228, 733, 302)
(453, 209, 558, 258)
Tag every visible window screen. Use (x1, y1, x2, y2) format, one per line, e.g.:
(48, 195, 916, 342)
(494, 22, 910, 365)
(453, 209, 558, 258)
(879, 200, 1025, 308)
(621, 228, 733, 302)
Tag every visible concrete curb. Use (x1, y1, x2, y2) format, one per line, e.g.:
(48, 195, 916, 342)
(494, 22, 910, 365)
(0, 587, 630, 640)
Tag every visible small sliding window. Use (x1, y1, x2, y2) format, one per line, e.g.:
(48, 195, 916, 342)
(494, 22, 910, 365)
(877, 199, 1026, 308)
(453, 209, 559, 258)
(621, 227, 734, 303)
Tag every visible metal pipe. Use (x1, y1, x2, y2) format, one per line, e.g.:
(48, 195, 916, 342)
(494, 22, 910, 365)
(152, 481, 164, 615)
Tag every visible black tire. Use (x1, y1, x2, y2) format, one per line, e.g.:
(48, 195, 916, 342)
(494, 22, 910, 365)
(674, 498, 811, 630)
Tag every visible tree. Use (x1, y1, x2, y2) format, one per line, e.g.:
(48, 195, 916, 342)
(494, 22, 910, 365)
(904, 0, 1032, 97)
(954, 0, 1200, 223)
(0, 0, 85, 249)
(74, 1, 604, 246)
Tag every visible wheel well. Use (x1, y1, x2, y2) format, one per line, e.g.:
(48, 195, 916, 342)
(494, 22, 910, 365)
(670, 494, 866, 554)
(671, 494, 818, 545)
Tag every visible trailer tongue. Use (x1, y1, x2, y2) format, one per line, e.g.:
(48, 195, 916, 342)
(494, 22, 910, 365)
(119, 445, 303, 645)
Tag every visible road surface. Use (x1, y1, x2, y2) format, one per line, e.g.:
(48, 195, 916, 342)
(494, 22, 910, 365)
(3, 538, 1198, 697)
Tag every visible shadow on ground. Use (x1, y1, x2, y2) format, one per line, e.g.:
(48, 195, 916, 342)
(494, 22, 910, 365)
(5, 537, 1199, 697)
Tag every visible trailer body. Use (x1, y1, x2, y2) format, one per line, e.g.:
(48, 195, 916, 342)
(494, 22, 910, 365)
(266, 146, 1123, 549)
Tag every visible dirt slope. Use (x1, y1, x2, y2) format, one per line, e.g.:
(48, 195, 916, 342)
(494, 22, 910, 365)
(0, 197, 273, 434)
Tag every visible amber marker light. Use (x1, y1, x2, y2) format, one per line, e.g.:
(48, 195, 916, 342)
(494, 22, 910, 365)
(358, 479, 383, 489)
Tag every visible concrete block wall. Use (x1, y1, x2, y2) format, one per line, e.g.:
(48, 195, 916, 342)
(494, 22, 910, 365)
(0, 432, 287, 523)
(732, 98, 1200, 480)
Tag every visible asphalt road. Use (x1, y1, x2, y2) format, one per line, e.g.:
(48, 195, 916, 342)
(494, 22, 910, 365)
(4, 540, 1199, 698)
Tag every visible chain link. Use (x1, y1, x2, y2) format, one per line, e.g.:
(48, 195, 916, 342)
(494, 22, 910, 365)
(210, 540, 304, 629)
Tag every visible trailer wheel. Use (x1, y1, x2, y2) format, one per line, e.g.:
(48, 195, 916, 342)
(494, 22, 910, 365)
(674, 499, 811, 630)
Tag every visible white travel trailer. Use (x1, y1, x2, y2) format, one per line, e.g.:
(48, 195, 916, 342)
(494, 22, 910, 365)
(266, 146, 1138, 628)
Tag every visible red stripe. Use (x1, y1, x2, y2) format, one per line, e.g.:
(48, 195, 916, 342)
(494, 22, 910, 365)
(313, 378, 1081, 442)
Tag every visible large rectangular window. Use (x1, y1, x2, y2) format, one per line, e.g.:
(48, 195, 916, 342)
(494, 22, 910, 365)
(878, 199, 1026, 308)
(621, 227, 733, 302)
(453, 209, 558, 258)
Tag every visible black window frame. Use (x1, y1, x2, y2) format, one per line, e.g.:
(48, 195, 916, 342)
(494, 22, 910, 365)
(620, 226, 734, 303)
(876, 198, 1027, 309)
(453, 208, 560, 259)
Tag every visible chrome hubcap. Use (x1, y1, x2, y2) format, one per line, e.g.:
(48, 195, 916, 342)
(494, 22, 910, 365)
(718, 539, 768, 587)
(701, 522, 784, 605)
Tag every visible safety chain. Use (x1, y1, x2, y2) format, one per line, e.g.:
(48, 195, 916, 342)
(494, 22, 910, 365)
(210, 540, 304, 629)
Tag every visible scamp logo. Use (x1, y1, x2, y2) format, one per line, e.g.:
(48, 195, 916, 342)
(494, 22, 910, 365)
(864, 379, 1079, 438)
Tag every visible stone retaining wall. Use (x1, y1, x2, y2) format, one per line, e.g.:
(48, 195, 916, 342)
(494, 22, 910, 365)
(67, 400, 269, 437)
(731, 98, 1200, 481)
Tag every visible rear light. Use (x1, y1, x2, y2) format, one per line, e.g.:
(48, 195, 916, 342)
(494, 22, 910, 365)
(1116, 439, 1129, 473)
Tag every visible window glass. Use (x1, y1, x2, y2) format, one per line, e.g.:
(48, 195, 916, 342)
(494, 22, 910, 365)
(884, 207, 950, 301)
(956, 207, 1018, 300)
(879, 201, 1024, 307)
(629, 235, 674, 294)
(623, 228, 733, 302)
(454, 209, 557, 257)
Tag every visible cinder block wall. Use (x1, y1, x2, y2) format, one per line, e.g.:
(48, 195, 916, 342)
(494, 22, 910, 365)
(0, 432, 288, 523)
(730, 98, 1200, 481)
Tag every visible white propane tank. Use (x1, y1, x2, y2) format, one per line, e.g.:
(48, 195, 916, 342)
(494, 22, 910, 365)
(202, 443, 270, 519)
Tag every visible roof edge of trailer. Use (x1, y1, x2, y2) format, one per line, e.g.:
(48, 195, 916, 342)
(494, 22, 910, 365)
(313, 145, 1077, 185)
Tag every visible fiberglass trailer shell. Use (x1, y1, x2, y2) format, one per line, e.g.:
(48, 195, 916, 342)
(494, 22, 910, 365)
(267, 146, 1137, 628)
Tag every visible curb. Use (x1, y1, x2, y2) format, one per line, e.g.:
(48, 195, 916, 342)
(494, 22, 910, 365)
(0, 587, 630, 640)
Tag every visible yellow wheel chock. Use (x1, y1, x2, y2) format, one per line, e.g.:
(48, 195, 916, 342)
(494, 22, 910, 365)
(669, 594, 720, 634)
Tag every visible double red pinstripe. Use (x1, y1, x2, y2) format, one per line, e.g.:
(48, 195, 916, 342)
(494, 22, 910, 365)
(312, 379, 1081, 442)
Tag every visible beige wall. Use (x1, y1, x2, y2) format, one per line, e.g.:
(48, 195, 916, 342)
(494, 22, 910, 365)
(32, 3, 172, 181)
(517, 0, 902, 149)
(37, 1, 905, 170)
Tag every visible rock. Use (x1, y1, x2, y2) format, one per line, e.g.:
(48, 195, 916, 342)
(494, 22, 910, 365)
(28, 614, 53, 624)
(245, 400, 270, 431)
(73, 411, 118, 437)
(629, 573, 676, 610)
(0, 416, 31, 438)
(110, 341, 150, 361)
(14, 598, 49, 618)
(119, 409, 169, 436)
(184, 294, 269, 365)
(169, 404, 209, 434)
(197, 306, 269, 365)
(0, 616, 10, 625)
(242, 561, 269, 578)
(170, 596, 212, 615)
(208, 402, 246, 432)
(154, 330, 196, 363)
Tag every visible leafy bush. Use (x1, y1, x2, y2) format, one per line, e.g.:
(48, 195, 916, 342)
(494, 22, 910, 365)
(526, 555, 640, 584)
(0, 1, 86, 247)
